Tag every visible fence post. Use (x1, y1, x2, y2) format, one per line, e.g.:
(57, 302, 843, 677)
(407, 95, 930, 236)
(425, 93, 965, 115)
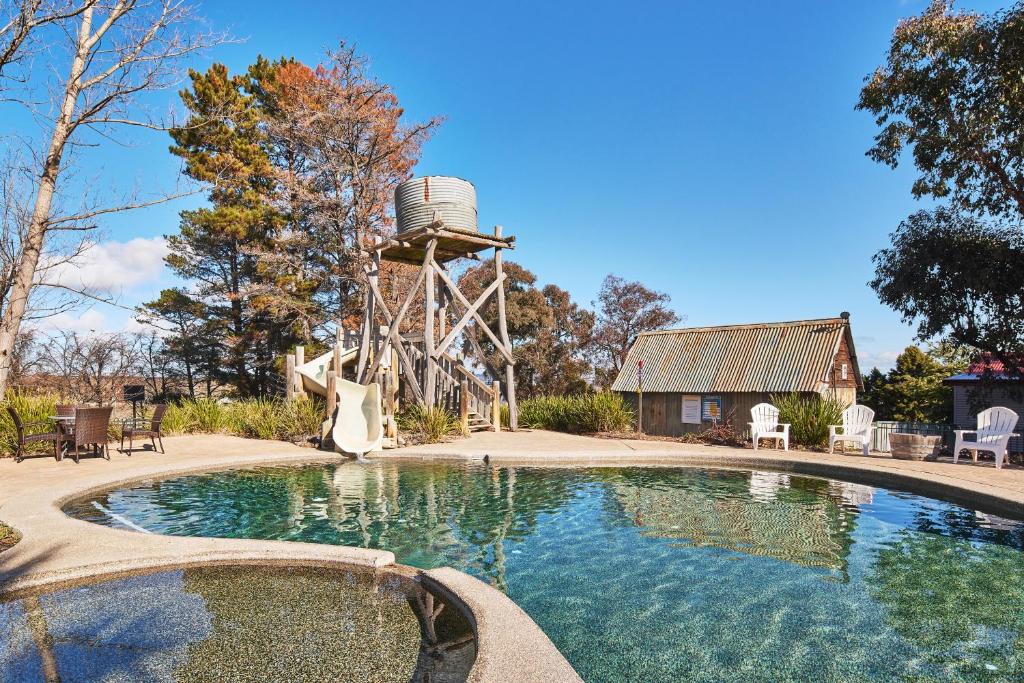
(294, 346, 307, 399)
(285, 354, 295, 401)
(492, 380, 501, 432)
(460, 379, 470, 435)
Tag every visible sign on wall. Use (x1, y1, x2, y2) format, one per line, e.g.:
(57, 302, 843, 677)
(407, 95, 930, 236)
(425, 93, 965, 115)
(681, 395, 701, 424)
(702, 395, 722, 422)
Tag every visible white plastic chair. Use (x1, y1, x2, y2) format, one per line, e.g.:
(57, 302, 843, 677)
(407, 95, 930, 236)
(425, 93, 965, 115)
(749, 403, 789, 451)
(829, 405, 875, 456)
(952, 407, 1019, 469)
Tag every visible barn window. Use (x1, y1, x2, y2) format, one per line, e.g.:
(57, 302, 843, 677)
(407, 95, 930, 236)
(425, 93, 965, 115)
(841, 363, 848, 381)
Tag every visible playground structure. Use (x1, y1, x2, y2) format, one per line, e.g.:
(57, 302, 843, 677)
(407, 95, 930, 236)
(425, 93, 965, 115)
(283, 176, 519, 455)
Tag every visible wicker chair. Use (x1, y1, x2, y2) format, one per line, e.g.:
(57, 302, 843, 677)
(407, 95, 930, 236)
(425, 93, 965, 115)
(120, 404, 166, 454)
(70, 406, 114, 463)
(6, 406, 61, 463)
(55, 404, 75, 417)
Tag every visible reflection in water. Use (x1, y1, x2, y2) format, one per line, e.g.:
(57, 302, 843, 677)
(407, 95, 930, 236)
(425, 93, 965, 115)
(0, 565, 475, 683)
(64, 463, 1024, 683)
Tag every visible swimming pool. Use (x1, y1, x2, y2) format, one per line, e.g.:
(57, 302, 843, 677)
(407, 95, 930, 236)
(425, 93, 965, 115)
(64, 462, 1024, 682)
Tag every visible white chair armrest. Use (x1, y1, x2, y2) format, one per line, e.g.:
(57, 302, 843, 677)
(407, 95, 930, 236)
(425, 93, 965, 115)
(953, 429, 975, 437)
(829, 425, 840, 436)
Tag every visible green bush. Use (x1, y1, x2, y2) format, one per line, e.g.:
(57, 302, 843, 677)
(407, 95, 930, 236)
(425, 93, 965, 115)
(0, 392, 58, 458)
(517, 392, 634, 434)
(770, 392, 848, 448)
(164, 397, 324, 443)
(397, 405, 462, 443)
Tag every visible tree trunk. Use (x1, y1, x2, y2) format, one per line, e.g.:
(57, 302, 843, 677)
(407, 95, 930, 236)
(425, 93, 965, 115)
(0, 7, 92, 395)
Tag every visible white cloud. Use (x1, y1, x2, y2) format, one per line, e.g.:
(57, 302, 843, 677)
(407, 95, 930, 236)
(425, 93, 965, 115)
(860, 350, 901, 372)
(48, 237, 168, 292)
(36, 309, 109, 335)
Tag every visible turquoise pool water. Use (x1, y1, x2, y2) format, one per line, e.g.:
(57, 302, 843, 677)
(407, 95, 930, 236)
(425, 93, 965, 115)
(65, 463, 1024, 682)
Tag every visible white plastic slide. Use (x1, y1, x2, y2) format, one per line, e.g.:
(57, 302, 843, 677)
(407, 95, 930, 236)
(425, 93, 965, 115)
(294, 347, 382, 457)
(295, 347, 359, 395)
(331, 379, 383, 458)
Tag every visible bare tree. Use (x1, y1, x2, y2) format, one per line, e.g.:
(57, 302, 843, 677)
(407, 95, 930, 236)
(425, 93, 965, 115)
(0, 0, 224, 395)
(0, 1, 87, 83)
(36, 330, 141, 403)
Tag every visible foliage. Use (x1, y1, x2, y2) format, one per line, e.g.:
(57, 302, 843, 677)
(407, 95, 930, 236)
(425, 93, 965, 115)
(859, 345, 968, 422)
(396, 405, 463, 443)
(458, 259, 595, 398)
(592, 274, 680, 387)
(518, 392, 634, 434)
(154, 44, 439, 397)
(870, 209, 1024, 367)
(162, 397, 324, 443)
(858, 1, 1024, 221)
(0, 391, 57, 457)
(771, 393, 848, 448)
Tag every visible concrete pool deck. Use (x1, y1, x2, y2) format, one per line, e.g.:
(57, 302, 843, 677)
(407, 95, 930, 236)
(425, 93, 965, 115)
(1, 429, 1022, 681)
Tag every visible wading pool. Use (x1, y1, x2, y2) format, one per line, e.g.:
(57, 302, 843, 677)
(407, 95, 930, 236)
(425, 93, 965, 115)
(0, 563, 474, 682)
(64, 462, 1024, 682)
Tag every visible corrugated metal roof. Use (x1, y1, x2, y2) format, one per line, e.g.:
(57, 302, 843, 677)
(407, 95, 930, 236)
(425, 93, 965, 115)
(611, 318, 854, 393)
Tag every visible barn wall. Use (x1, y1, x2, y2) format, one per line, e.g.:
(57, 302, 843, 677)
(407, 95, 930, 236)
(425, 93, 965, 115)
(621, 391, 794, 438)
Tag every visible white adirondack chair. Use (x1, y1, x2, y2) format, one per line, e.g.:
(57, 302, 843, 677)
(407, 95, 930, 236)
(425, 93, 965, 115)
(952, 407, 1019, 469)
(749, 403, 789, 451)
(829, 405, 875, 456)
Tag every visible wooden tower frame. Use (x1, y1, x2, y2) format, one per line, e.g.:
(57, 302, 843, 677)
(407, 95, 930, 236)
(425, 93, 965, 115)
(354, 220, 519, 432)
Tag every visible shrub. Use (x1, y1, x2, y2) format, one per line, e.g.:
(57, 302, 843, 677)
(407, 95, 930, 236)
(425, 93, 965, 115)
(0, 391, 59, 458)
(163, 397, 324, 443)
(518, 392, 634, 434)
(397, 405, 463, 443)
(771, 392, 848, 448)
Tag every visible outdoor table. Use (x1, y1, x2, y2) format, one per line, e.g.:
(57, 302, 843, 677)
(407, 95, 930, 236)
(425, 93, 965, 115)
(50, 416, 75, 458)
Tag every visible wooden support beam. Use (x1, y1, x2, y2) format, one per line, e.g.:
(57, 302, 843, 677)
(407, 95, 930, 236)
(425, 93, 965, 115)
(433, 273, 505, 361)
(494, 225, 518, 431)
(460, 379, 469, 435)
(432, 261, 513, 364)
(363, 240, 437, 403)
(362, 263, 425, 404)
(492, 380, 502, 432)
(326, 370, 337, 417)
(424, 257, 436, 407)
(285, 354, 295, 401)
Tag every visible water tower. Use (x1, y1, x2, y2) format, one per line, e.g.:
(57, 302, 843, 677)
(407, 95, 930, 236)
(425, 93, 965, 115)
(355, 176, 519, 432)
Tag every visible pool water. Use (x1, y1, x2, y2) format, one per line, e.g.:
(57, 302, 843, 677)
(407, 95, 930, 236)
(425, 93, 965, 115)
(65, 463, 1024, 682)
(0, 563, 475, 682)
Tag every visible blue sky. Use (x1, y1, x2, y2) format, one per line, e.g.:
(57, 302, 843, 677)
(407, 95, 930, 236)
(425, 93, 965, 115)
(32, 0, 1007, 370)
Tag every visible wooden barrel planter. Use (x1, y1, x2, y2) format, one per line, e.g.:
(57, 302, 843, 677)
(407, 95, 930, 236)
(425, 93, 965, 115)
(889, 433, 942, 461)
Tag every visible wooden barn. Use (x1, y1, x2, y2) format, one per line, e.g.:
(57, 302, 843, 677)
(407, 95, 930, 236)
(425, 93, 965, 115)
(611, 315, 862, 437)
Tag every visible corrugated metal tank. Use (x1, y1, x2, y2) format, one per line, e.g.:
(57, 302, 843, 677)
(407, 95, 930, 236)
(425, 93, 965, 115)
(395, 176, 477, 233)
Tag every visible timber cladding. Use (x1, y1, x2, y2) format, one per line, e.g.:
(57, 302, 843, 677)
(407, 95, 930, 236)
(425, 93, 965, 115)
(612, 317, 862, 437)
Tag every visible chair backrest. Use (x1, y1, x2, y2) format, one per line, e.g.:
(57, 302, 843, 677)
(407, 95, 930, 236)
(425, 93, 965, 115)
(5, 405, 24, 440)
(74, 406, 113, 447)
(977, 407, 1018, 434)
(750, 403, 779, 431)
(56, 404, 75, 417)
(150, 404, 167, 431)
(842, 404, 875, 434)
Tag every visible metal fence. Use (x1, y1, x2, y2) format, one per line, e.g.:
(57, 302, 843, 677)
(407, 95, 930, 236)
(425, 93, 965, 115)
(871, 420, 1023, 453)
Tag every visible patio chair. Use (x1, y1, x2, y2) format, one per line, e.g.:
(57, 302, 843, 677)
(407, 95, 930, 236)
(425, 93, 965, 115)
(953, 407, 1019, 469)
(5, 406, 61, 463)
(749, 403, 789, 451)
(829, 405, 875, 456)
(70, 406, 114, 463)
(120, 404, 166, 455)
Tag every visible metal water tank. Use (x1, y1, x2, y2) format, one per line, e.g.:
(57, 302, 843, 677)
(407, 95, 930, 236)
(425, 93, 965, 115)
(395, 176, 477, 233)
